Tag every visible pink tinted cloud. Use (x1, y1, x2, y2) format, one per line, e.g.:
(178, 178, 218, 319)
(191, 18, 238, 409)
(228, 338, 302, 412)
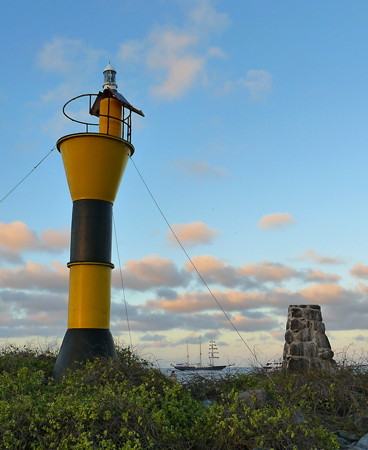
(114, 255, 188, 290)
(229, 314, 277, 332)
(167, 221, 220, 247)
(299, 284, 349, 304)
(145, 289, 263, 313)
(40, 228, 70, 250)
(0, 221, 37, 251)
(0, 221, 69, 255)
(184, 255, 241, 286)
(350, 263, 368, 279)
(304, 270, 341, 283)
(295, 249, 345, 265)
(118, 2, 229, 100)
(257, 213, 296, 230)
(0, 261, 68, 292)
(239, 260, 296, 282)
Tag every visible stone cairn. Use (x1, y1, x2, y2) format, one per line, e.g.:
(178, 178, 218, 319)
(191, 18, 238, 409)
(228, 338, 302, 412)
(283, 305, 337, 372)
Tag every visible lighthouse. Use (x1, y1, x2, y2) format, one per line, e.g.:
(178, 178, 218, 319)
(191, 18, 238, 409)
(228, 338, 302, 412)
(53, 65, 144, 379)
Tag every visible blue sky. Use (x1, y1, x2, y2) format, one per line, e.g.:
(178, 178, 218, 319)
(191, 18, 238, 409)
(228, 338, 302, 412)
(1, 0, 368, 366)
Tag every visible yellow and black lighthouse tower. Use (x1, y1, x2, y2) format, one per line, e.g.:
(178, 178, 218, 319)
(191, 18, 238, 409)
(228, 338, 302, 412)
(53, 65, 144, 378)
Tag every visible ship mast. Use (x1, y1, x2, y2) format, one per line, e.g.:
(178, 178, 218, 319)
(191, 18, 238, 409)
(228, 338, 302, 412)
(209, 341, 219, 367)
(199, 337, 202, 367)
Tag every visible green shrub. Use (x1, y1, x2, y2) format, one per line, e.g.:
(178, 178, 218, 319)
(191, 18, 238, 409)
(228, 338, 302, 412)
(1, 345, 368, 449)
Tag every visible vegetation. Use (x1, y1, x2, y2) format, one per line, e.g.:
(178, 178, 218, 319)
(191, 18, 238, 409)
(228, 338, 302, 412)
(0, 345, 367, 449)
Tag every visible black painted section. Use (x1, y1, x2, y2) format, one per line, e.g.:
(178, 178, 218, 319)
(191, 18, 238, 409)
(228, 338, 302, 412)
(70, 199, 112, 264)
(53, 328, 117, 379)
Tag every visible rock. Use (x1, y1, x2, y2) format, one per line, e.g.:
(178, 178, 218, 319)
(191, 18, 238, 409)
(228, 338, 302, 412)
(313, 321, 325, 333)
(355, 417, 368, 432)
(292, 408, 305, 423)
(238, 389, 269, 407)
(291, 308, 303, 318)
(290, 319, 306, 330)
(285, 330, 294, 344)
(355, 432, 368, 449)
(201, 399, 213, 409)
(318, 348, 334, 360)
(316, 332, 331, 349)
(338, 430, 359, 442)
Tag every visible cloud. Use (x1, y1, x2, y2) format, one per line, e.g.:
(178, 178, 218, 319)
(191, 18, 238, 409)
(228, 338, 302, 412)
(295, 249, 345, 265)
(185, 255, 247, 287)
(188, 0, 230, 33)
(185, 255, 342, 288)
(147, 34, 205, 99)
(40, 228, 70, 250)
(171, 160, 229, 178)
(221, 69, 272, 101)
(38, 37, 103, 81)
(0, 261, 68, 293)
(0, 222, 69, 259)
(140, 334, 166, 342)
(223, 314, 279, 332)
(350, 263, 368, 279)
(167, 222, 221, 247)
(321, 299, 368, 331)
(36, 37, 106, 138)
(113, 255, 189, 291)
(242, 70, 272, 101)
(357, 283, 368, 295)
(0, 289, 67, 338)
(144, 289, 264, 313)
(142, 280, 358, 318)
(257, 213, 296, 230)
(118, 40, 144, 63)
(0, 249, 23, 264)
(299, 284, 353, 305)
(0, 221, 38, 252)
(303, 269, 341, 284)
(117, 0, 229, 99)
(240, 261, 297, 282)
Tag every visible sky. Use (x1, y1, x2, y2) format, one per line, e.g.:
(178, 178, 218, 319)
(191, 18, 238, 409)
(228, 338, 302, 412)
(1, 0, 368, 367)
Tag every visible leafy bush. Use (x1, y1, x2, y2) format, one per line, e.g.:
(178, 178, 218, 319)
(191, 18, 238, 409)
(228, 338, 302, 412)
(1, 345, 367, 449)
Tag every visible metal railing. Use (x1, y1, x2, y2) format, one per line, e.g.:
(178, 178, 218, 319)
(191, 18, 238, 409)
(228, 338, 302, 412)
(62, 94, 133, 143)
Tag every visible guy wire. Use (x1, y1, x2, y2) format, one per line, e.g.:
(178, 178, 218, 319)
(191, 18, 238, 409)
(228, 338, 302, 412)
(0, 145, 56, 204)
(130, 157, 275, 385)
(113, 213, 133, 351)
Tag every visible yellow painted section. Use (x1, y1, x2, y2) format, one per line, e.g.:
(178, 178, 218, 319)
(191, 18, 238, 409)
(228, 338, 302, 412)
(57, 133, 134, 202)
(68, 263, 112, 328)
(99, 97, 122, 137)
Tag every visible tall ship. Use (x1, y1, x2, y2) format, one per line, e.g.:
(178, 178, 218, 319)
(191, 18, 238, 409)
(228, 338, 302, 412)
(173, 340, 227, 372)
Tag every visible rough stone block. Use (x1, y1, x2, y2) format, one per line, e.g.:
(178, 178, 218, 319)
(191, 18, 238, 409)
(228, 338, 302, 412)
(289, 342, 301, 356)
(285, 330, 294, 344)
(295, 328, 312, 342)
(318, 348, 334, 360)
(290, 319, 306, 330)
(291, 308, 303, 318)
(301, 342, 318, 358)
(316, 332, 331, 349)
(286, 357, 310, 371)
(313, 321, 325, 333)
(308, 309, 322, 321)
